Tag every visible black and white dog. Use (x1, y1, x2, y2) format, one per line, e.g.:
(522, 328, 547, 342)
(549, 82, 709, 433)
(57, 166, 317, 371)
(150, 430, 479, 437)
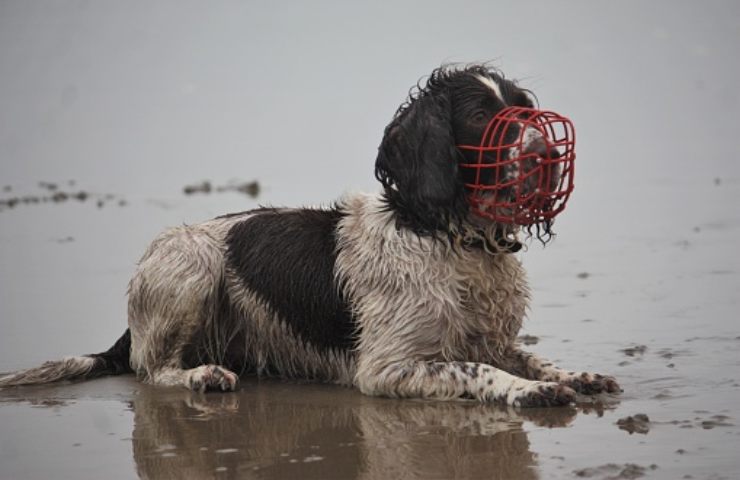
(0, 65, 619, 407)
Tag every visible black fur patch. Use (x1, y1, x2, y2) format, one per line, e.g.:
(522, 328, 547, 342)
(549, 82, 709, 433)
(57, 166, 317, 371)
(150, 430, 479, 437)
(89, 329, 133, 375)
(225, 208, 356, 351)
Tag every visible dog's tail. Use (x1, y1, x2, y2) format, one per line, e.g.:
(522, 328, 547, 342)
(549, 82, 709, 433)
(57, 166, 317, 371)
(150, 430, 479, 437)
(0, 329, 133, 387)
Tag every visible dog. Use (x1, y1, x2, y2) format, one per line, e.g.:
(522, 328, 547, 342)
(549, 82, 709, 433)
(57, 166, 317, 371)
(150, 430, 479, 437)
(0, 64, 619, 407)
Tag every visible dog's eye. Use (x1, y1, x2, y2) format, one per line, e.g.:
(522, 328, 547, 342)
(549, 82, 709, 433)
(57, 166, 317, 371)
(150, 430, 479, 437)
(472, 111, 489, 124)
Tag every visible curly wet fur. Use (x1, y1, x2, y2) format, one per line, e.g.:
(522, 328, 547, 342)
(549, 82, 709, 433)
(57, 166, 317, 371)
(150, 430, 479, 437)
(0, 64, 619, 406)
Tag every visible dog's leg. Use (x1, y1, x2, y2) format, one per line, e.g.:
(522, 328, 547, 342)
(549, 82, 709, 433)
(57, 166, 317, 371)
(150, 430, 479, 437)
(356, 361, 575, 407)
(149, 365, 239, 392)
(128, 224, 243, 392)
(500, 347, 620, 394)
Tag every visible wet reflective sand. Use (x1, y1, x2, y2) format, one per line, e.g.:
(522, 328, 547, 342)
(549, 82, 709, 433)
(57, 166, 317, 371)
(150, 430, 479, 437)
(1, 347, 738, 480)
(2, 1, 740, 478)
(2, 377, 575, 480)
(1, 178, 738, 479)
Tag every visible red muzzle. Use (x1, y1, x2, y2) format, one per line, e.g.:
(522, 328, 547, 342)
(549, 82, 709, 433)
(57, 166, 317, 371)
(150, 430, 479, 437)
(457, 106, 575, 225)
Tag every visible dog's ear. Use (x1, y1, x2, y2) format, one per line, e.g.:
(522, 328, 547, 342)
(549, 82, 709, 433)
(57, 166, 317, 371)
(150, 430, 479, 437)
(375, 94, 468, 235)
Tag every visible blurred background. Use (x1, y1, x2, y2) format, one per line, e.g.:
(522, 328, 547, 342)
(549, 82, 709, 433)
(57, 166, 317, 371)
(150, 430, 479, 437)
(1, 2, 740, 479)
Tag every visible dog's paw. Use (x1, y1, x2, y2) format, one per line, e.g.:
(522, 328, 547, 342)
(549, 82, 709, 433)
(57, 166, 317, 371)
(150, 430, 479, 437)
(561, 372, 621, 395)
(512, 382, 576, 408)
(184, 392, 240, 414)
(187, 365, 239, 393)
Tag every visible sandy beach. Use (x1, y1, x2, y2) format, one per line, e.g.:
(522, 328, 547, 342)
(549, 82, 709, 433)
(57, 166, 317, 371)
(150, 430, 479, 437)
(1, 1, 739, 478)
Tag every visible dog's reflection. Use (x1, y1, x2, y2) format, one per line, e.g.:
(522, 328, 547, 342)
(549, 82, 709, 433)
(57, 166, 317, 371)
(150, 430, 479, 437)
(130, 381, 577, 480)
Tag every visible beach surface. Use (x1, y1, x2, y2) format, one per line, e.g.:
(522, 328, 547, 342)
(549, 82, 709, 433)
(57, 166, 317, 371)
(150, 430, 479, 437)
(1, 2, 739, 478)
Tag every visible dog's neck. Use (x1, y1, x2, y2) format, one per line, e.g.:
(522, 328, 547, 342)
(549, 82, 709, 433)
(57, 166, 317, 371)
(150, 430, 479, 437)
(463, 231, 522, 253)
(456, 221, 522, 254)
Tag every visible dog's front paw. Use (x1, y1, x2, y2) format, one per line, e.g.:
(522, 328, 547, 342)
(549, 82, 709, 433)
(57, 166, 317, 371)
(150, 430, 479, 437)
(512, 382, 576, 408)
(561, 372, 621, 395)
(187, 365, 239, 393)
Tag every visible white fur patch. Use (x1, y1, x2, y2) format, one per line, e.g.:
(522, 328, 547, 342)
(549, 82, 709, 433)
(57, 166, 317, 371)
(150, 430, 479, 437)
(476, 74, 504, 103)
(335, 193, 530, 397)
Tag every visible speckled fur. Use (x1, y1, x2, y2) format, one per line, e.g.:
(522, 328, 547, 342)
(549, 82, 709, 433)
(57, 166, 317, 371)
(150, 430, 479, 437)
(125, 210, 354, 390)
(335, 193, 586, 405)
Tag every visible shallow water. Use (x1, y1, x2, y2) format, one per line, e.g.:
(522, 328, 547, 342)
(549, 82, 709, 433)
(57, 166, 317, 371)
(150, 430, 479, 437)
(1, 332, 739, 480)
(2, 177, 739, 480)
(2, 1, 740, 479)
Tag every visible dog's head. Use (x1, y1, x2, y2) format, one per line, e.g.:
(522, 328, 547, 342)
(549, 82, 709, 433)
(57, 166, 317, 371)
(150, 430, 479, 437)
(375, 64, 575, 243)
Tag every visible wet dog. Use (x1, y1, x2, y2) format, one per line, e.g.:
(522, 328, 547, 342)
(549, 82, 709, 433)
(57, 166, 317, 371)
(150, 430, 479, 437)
(0, 64, 619, 406)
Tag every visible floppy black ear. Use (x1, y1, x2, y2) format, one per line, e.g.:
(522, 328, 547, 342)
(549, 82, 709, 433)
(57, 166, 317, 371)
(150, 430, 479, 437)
(375, 94, 468, 235)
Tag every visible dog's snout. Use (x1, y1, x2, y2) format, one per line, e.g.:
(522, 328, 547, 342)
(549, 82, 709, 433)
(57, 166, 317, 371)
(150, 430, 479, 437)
(521, 127, 548, 157)
(521, 129, 563, 161)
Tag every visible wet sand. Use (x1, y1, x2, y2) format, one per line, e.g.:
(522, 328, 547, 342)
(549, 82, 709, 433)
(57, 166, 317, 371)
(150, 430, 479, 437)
(1, 177, 739, 479)
(0, 342, 738, 480)
(2, 2, 740, 478)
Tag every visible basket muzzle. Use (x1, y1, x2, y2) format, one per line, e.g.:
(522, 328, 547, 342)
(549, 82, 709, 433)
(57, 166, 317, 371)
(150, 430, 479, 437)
(457, 106, 575, 225)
